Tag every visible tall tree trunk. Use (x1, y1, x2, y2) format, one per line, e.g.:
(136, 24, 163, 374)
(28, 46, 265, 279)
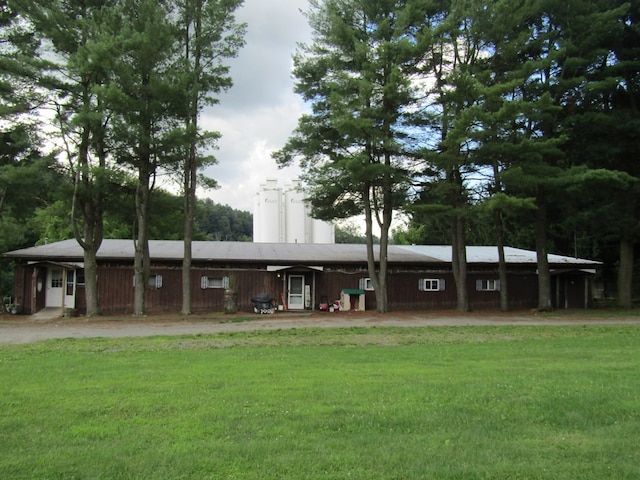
(181, 0, 202, 315)
(83, 253, 99, 313)
(76, 202, 102, 318)
(491, 159, 508, 311)
(81, 115, 106, 317)
(182, 149, 196, 315)
(495, 209, 509, 312)
(80, 218, 101, 317)
(617, 236, 634, 308)
(452, 214, 469, 311)
(134, 114, 152, 315)
(363, 185, 388, 313)
(71, 119, 95, 312)
(535, 190, 552, 310)
(133, 66, 155, 316)
(70, 89, 104, 317)
(376, 242, 389, 313)
(377, 180, 392, 313)
(449, 164, 469, 312)
(134, 171, 150, 316)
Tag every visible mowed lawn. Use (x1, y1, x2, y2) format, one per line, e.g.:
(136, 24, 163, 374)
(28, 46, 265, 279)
(1, 325, 639, 479)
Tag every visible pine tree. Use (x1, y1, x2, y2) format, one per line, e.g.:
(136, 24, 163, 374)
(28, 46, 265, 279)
(176, 0, 245, 315)
(274, 0, 430, 312)
(105, 0, 185, 315)
(15, 0, 122, 315)
(559, 0, 640, 307)
(414, 0, 491, 311)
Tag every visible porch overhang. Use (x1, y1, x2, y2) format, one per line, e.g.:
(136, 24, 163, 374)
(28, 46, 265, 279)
(267, 265, 324, 272)
(27, 260, 84, 269)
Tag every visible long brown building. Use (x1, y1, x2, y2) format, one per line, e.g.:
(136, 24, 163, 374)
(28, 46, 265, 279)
(4, 239, 600, 316)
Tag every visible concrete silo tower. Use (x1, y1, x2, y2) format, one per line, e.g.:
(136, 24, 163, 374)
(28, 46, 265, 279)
(253, 179, 334, 243)
(253, 179, 284, 242)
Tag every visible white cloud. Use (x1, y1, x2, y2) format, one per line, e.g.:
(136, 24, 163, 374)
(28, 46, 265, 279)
(200, 101, 306, 210)
(199, 0, 312, 212)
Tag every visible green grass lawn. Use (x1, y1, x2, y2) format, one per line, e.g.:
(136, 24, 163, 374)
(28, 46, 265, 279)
(1, 326, 639, 479)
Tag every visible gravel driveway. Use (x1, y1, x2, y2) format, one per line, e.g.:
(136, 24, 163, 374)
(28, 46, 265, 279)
(1, 310, 639, 344)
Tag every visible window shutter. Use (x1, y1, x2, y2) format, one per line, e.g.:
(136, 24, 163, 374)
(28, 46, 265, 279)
(155, 275, 163, 289)
(201, 276, 208, 290)
(418, 279, 425, 291)
(495, 280, 501, 291)
(476, 279, 483, 291)
(223, 276, 230, 289)
(440, 279, 446, 291)
(359, 278, 366, 290)
(132, 276, 136, 288)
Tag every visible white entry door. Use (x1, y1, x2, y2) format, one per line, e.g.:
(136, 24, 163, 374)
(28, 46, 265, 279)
(46, 268, 75, 308)
(288, 275, 305, 310)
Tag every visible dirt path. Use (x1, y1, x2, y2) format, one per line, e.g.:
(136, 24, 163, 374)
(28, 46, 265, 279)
(1, 310, 639, 344)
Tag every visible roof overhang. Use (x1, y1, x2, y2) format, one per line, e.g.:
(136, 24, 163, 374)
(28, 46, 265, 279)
(267, 265, 324, 272)
(550, 268, 597, 275)
(27, 260, 84, 269)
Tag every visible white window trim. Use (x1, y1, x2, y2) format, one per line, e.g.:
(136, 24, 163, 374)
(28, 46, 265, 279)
(200, 275, 230, 290)
(149, 274, 163, 289)
(419, 278, 445, 291)
(476, 279, 500, 291)
(359, 277, 374, 291)
(132, 274, 163, 289)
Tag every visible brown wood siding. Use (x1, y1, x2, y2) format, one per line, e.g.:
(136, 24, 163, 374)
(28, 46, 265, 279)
(35, 267, 46, 313)
(388, 271, 457, 311)
(145, 268, 182, 313)
(467, 272, 501, 310)
(315, 269, 372, 309)
(191, 269, 225, 312)
(96, 266, 135, 314)
(95, 266, 286, 314)
(12, 262, 27, 314)
(12, 258, 591, 316)
(552, 273, 591, 309)
(467, 272, 539, 310)
(75, 285, 86, 313)
(317, 268, 540, 311)
(235, 270, 282, 311)
(10, 263, 44, 315)
(191, 268, 281, 312)
(501, 274, 539, 309)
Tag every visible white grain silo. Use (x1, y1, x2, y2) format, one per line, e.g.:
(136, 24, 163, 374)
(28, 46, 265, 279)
(312, 218, 335, 243)
(284, 180, 307, 243)
(253, 179, 334, 244)
(253, 179, 283, 242)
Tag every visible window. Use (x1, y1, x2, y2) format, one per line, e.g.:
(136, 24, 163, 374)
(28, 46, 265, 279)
(476, 279, 500, 291)
(132, 274, 163, 289)
(148, 274, 163, 289)
(200, 276, 230, 290)
(51, 269, 63, 288)
(359, 277, 374, 291)
(66, 270, 75, 296)
(419, 278, 445, 291)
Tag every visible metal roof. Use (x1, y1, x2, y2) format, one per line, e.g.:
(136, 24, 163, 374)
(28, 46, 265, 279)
(397, 245, 601, 265)
(4, 239, 601, 267)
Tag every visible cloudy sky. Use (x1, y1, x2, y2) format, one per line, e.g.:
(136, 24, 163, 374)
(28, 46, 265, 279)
(199, 0, 313, 213)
